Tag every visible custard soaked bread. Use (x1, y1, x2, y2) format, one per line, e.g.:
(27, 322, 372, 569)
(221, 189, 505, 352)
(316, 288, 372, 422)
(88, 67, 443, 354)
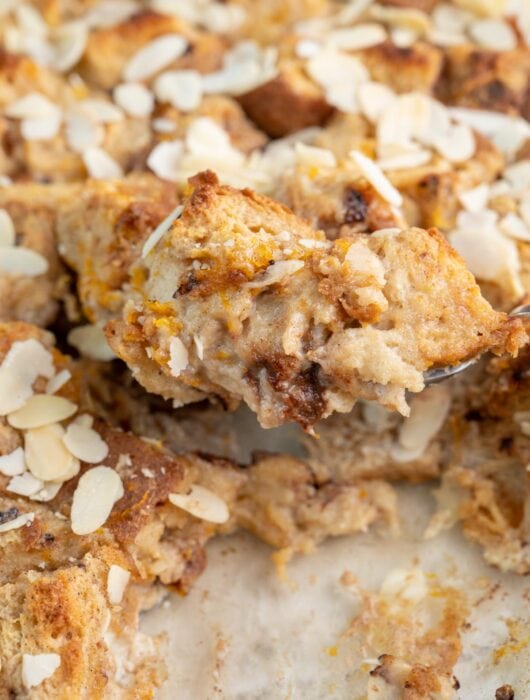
(0, 320, 398, 693)
(103, 172, 525, 428)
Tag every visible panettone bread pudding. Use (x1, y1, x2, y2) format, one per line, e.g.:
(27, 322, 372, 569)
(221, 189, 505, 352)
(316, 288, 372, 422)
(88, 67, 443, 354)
(0, 0, 529, 696)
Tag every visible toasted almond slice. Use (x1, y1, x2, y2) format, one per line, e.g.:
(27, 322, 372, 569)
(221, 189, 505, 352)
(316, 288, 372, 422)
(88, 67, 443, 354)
(0, 339, 54, 415)
(123, 34, 188, 82)
(107, 564, 130, 604)
(30, 480, 62, 502)
(169, 484, 229, 524)
(358, 82, 395, 123)
(294, 143, 336, 169)
(51, 20, 88, 72)
(350, 150, 403, 207)
(65, 109, 104, 152)
(8, 394, 77, 429)
(78, 99, 124, 123)
(168, 337, 189, 377)
(67, 323, 116, 361)
(0, 246, 49, 276)
(113, 82, 154, 117)
(22, 653, 61, 689)
(398, 385, 451, 455)
(0, 447, 25, 476)
(500, 213, 530, 242)
(326, 23, 387, 50)
(25, 424, 80, 482)
(142, 204, 183, 258)
(246, 260, 305, 288)
(63, 422, 108, 463)
(46, 369, 72, 394)
(147, 140, 183, 181)
(154, 70, 203, 112)
(431, 123, 475, 162)
(70, 466, 124, 535)
(7, 472, 44, 497)
(5, 92, 58, 118)
(82, 147, 123, 179)
(458, 183, 490, 212)
(21, 112, 62, 141)
(0, 209, 15, 246)
(0, 511, 34, 534)
(469, 18, 516, 51)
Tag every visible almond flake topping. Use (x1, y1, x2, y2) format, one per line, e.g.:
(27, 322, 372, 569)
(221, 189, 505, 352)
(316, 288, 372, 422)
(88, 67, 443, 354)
(147, 140, 184, 181)
(169, 485, 229, 524)
(142, 204, 184, 258)
(25, 424, 80, 482)
(46, 369, 72, 394)
(5, 92, 59, 119)
(123, 34, 188, 82)
(8, 394, 77, 429)
(154, 70, 203, 112)
(350, 150, 403, 207)
(0, 247, 49, 276)
(82, 147, 123, 179)
(0, 511, 34, 534)
(22, 653, 61, 689)
(326, 23, 387, 50)
(168, 337, 189, 377)
(0, 209, 15, 247)
(469, 18, 516, 51)
(65, 109, 104, 153)
(63, 422, 109, 463)
(246, 260, 305, 289)
(107, 564, 131, 604)
(113, 83, 154, 118)
(7, 472, 44, 497)
(0, 447, 25, 476)
(71, 466, 124, 535)
(67, 324, 116, 361)
(0, 339, 54, 415)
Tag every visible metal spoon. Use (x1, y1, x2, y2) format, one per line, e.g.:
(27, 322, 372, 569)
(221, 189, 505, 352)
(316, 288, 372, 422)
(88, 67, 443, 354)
(423, 303, 530, 385)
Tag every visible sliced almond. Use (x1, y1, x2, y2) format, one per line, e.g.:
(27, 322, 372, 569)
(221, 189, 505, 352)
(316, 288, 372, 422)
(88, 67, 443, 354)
(500, 213, 530, 242)
(0, 246, 49, 276)
(0, 339, 54, 415)
(326, 23, 387, 50)
(0, 209, 15, 247)
(123, 34, 188, 82)
(168, 337, 189, 377)
(142, 204, 183, 258)
(46, 369, 72, 394)
(169, 484, 229, 524)
(63, 422, 108, 463)
(5, 92, 58, 119)
(70, 466, 124, 535)
(358, 82, 395, 123)
(107, 564, 130, 604)
(22, 653, 61, 689)
(0, 447, 25, 476)
(350, 150, 403, 207)
(154, 70, 203, 112)
(246, 260, 304, 288)
(25, 424, 80, 482)
(78, 99, 124, 124)
(7, 472, 44, 497)
(51, 20, 88, 72)
(469, 18, 516, 51)
(31, 481, 62, 502)
(21, 112, 62, 141)
(67, 324, 116, 361)
(65, 109, 104, 153)
(0, 511, 34, 534)
(294, 143, 336, 169)
(147, 140, 183, 181)
(113, 83, 154, 118)
(8, 394, 77, 429)
(82, 147, 123, 179)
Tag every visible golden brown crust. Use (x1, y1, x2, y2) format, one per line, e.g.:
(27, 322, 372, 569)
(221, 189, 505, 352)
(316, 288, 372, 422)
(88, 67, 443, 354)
(79, 10, 226, 90)
(438, 45, 530, 117)
(103, 172, 526, 428)
(238, 65, 333, 138)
